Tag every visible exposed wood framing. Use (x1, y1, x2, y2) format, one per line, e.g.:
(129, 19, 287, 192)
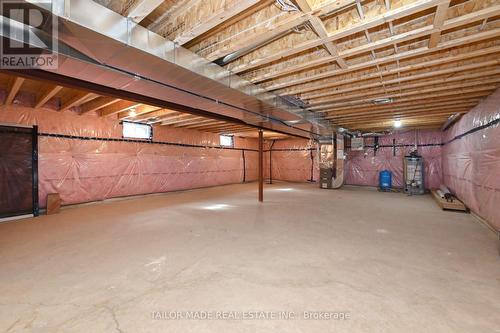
(0, 73, 270, 138)
(127, 0, 164, 23)
(293, 0, 348, 68)
(119, 105, 162, 120)
(35, 85, 63, 108)
(5, 77, 24, 105)
(255, 28, 500, 86)
(204, 12, 310, 62)
(174, 0, 261, 45)
(428, 0, 451, 48)
(79, 97, 120, 115)
(18, 0, 500, 131)
(160, 115, 205, 126)
(131, 109, 178, 121)
(99, 100, 142, 117)
(231, 0, 450, 74)
(308, 64, 500, 106)
(60, 92, 96, 112)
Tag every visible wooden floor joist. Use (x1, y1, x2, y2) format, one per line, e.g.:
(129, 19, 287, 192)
(5, 0, 500, 132)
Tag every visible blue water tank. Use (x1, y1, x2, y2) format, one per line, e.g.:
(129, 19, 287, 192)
(379, 170, 392, 190)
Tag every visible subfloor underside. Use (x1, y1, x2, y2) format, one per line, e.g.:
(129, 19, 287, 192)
(0, 183, 499, 332)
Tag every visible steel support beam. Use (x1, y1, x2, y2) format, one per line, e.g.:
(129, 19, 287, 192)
(258, 129, 264, 202)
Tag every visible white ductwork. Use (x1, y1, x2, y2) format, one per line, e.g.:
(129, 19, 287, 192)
(331, 135, 344, 189)
(1, 0, 334, 139)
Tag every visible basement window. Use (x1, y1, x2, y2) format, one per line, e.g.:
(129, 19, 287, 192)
(220, 135, 234, 147)
(122, 121, 152, 140)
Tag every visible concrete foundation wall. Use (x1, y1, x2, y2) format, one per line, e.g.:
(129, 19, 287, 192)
(0, 105, 259, 208)
(443, 89, 500, 230)
(269, 130, 443, 189)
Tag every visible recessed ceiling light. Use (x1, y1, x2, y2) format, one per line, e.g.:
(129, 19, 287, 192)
(129, 108, 137, 117)
(393, 119, 402, 128)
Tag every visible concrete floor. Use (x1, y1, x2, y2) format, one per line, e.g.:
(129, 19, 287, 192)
(0, 183, 499, 333)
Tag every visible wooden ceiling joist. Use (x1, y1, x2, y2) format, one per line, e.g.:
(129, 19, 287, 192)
(35, 85, 63, 108)
(183, 119, 224, 129)
(99, 100, 141, 117)
(34, 0, 500, 131)
(344, 115, 453, 127)
(5, 77, 24, 105)
(131, 109, 178, 122)
(428, 0, 450, 48)
(257, 28, 500, 88)
(172, 118, 217, 127)
(231, 0, 452, 74)
(174, 0, 261, 46)
(307, 15, 348, 69)
(195, 123, 247, 131)
(310, 80, 500, 111)
(79, 97, 120, 115)
(331, 105, 474, 122)
(324, 92, 491, 115)
(192, 122, 238, 130)
(150, 112, 194, 124)
(201, 0, 362, 62)
(308, 67, 500, 106)
(127, 0, 164, 24)
(336, 113, 469, 128)
(325, 97, 480, 120)
(119, 105, 162, 120)
(160, 115, 205, 126)
(204, 12, 310, 62)
(302, 51, 500, 100)
(319, 88, 496, 115)
(60, 92, 96, 112)
(281, 41, 500, 96)
(293, 0, 348, 69)
(307, 71, 500, 105)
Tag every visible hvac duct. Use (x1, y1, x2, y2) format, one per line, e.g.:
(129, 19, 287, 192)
(319, 135, 344, 189)
(1, 0, 333, 139)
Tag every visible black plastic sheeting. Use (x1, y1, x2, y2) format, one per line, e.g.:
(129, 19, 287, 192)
(0, 125, 38, 218)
